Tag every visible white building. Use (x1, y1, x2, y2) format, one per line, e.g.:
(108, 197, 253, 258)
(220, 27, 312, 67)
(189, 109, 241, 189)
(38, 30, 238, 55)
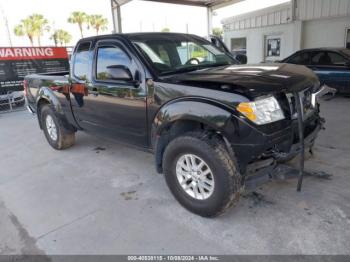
(222, 0, 350, 63)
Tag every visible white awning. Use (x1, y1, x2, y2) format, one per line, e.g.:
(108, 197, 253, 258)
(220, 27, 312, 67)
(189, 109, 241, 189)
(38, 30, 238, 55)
(111, 0, 244, 34)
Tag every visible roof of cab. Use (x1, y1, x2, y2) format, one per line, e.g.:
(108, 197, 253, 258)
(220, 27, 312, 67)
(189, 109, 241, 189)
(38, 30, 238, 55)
(77, 32, 201, 42)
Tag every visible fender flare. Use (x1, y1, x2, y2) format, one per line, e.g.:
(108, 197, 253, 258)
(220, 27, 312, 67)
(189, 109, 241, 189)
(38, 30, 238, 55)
(36, 87, 62, 111)
(36, 87, 76, 132)
(151, 99, 235, 173)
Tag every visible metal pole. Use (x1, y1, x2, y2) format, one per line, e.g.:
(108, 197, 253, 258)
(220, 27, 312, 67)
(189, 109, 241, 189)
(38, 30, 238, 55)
(0, 6, 12, 46)
(8, 92, 13, 111)
(295, 92, 305, 191)
(111, 0, 122, 33)
(116, 4, 122, 33)
(207, 6, 213, 37)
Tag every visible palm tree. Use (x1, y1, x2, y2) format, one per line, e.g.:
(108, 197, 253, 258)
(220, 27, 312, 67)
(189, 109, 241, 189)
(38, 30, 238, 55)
(14, 14, 49, 46)
(88, 15, 108, 35)
(14, 18, 36, 46)
(68, 12, 87, 38)
(58, 30, 72, 46)
(30, 14, 50, 46)
(51, 29, 72, 46)
(50, 30, 59, 46)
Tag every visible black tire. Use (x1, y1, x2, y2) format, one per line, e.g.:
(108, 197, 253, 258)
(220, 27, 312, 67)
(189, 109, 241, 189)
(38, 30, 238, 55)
(40, 104, 75, 150)
(163, 132, 241, 217)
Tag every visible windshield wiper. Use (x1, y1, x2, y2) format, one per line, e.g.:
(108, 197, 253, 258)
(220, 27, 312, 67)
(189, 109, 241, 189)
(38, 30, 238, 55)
(198, 63, 230, 68)
(160, 63, 230, 76)
(160, 66, 202, 76)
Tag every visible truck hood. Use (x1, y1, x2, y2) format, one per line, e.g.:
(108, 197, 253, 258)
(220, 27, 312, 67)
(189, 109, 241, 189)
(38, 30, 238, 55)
(161, 63, 319, 97)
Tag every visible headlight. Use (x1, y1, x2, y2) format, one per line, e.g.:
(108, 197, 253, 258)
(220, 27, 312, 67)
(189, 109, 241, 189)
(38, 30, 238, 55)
(237, 96, 285, 125)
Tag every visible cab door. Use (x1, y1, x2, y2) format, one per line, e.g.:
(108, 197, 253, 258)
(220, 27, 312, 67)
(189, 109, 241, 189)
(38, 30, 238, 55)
(70, 39, 148, 147)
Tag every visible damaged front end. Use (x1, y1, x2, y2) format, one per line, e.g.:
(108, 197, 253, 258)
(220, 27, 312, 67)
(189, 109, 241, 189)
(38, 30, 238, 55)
(229, 85, 334, 190)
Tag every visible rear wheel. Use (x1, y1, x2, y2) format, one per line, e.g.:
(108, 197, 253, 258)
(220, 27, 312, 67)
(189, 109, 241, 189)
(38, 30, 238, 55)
(40, 104, 75, 150)
(163, 132, 241, 217)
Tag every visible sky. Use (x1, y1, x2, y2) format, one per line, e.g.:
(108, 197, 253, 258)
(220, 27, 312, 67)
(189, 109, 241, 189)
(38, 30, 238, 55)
(0, 0, 289, 47)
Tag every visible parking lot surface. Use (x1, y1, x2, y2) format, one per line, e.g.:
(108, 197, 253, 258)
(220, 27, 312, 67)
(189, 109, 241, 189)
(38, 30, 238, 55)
(0, 97, 349, 255)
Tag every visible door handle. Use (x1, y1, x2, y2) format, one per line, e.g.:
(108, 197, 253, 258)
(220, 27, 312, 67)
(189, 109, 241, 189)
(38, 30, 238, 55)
(89, 88, 99, 96)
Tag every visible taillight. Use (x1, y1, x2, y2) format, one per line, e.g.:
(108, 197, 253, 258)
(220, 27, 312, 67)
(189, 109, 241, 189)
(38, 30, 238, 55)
(23, 80, 28, 96)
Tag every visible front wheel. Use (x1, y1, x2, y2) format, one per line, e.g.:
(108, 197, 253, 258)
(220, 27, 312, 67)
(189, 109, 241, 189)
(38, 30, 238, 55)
(40, 104, 75, 150)
(163, 132, 241, 217)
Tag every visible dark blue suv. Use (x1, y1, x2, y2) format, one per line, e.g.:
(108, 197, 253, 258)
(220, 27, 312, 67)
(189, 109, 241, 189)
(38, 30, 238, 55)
(282, 48, 350, 94)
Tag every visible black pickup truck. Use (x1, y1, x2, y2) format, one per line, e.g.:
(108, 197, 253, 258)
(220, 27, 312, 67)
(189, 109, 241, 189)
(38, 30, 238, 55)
(25, 33, 326, 217)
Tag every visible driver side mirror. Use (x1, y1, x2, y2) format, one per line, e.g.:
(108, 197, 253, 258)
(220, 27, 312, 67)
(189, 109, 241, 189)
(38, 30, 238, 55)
(106, 65, 133, 81)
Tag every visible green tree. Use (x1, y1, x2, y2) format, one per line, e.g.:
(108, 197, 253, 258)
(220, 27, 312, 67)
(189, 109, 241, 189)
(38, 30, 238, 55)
(212, 27, 223, 38)
(14, 19, 35, 46)
(14, 14, 49, 46)
(161, 27, 170, 32)
(51, 29, 72, 46)
(88, 15, 108, 35)
(68, 11, 88, 38)
(58, 30, 72, 46)
(50, 30, 59, 46)
(30, 14, 50, 46)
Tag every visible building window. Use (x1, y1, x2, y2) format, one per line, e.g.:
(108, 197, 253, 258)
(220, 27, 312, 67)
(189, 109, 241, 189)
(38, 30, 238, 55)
(346, 28, 350, 49)
(266, 38, 281, 57)
(231, 37, 246, 55)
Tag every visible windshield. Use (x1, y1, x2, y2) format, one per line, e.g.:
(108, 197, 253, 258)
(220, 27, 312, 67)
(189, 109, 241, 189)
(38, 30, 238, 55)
(129, 34, 236, 75)
(341, 49, 350, 57)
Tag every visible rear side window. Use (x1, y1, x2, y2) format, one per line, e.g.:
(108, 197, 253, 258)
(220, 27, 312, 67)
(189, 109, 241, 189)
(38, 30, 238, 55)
(73, 42, 91, 81)
(328, 52, 347, 65)
(96, 46, 131, 81)
(288, 52, 310, 65)
(311, 51, 347, 66)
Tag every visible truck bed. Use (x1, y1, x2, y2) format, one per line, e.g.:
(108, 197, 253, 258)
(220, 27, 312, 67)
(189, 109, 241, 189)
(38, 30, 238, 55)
(26, 71, 70, 81)
(25, 71, 71, 113)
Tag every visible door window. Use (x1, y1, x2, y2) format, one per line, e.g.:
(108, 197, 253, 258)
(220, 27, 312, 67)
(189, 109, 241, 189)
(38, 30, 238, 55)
(73, 42, 91, 81)
(96, 46, 131, 81)
(311, 51, 347, 66)
(311, 52, 328, 65)
(288, 52, 310, 65)
(328, 52, 347, 66)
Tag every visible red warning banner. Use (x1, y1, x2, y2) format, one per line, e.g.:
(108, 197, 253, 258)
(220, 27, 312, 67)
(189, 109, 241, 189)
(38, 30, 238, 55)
(0, 47, 69, 93)
(0, 47, 68, 61)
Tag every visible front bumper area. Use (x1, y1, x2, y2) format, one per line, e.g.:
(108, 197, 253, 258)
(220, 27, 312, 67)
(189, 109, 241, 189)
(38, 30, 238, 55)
(230, 110, 323, 174)
(275, 118, 321, 161)
(228, 84, 334, 175)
